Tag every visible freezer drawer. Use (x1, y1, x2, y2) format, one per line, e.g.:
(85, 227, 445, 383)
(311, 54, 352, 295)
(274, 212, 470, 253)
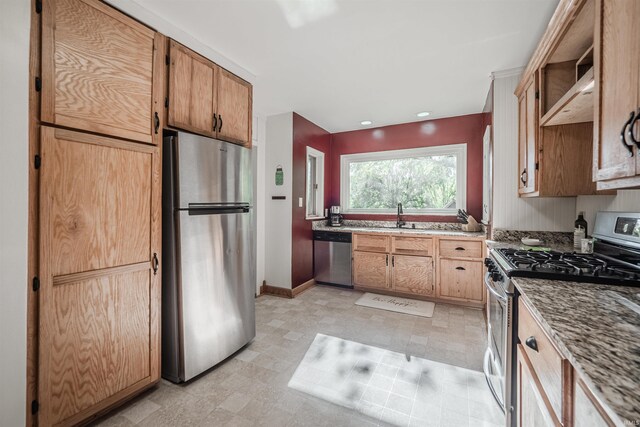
(314, 237, 353, 288)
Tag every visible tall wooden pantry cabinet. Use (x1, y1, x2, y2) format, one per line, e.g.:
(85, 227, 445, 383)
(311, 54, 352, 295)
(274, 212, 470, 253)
(31, 0, 164, 424)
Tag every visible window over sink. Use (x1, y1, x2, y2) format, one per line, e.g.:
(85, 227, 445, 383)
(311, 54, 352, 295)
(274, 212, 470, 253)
(340, 144, 466, 215)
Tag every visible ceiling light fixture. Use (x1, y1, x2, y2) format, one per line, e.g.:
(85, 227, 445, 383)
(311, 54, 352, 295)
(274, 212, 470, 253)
(416, 111, 430, 117)
(360, 120, 373, 126)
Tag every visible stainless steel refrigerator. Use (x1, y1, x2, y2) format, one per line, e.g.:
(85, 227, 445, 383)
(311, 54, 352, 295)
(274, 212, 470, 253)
(162, 131, 256, 383)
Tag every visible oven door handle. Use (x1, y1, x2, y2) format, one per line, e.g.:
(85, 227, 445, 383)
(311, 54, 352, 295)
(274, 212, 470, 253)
(484, 272, 507, 304)
(483, 348, 506, 413)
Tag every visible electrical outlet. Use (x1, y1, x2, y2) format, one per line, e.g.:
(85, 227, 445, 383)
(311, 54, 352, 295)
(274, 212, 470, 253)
(298, 197, 303, 208)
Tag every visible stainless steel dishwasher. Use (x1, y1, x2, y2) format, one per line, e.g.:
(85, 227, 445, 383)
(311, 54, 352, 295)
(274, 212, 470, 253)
(313, 231, 353, 288)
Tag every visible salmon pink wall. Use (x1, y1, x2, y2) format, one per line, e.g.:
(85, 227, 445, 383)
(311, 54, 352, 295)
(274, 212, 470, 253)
(329, 113, 485, 222)
(291, 113, 331, 288)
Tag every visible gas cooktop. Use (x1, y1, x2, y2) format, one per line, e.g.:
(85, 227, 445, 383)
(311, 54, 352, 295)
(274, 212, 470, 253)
(493, 247, 640, 286)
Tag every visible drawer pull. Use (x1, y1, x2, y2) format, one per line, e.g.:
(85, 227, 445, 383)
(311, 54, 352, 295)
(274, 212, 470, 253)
(525, 336, 538, 352)
(455, 247, 465, 251)
(455, 266, 466, 271)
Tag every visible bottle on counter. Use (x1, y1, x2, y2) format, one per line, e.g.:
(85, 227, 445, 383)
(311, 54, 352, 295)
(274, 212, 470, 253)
(575, 212, 588, 237)
(574, 226, 585, 250)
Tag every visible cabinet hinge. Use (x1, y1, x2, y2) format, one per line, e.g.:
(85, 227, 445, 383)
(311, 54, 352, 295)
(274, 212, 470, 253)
(165, 97, 169, 108)
(535, 90, 539, 100)
(165, 55, 169, 65)
(35, 77, 41, 92)
(31, 399, 39, 414)
(32, 277, 40, 292)
(34, 154, 41, 170)
(35, 0, 42, 14)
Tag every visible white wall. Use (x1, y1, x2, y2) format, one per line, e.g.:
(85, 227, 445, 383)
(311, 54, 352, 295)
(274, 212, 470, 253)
(253, 115, 267, 294)
(264, 113, 293, 289)
(576, 190, 640, 232)
(0, 0, 30, 424)
(491, 70, 577, 232)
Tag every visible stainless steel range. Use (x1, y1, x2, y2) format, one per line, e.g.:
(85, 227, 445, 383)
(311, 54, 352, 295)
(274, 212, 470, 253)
(483, 211, 640, 426)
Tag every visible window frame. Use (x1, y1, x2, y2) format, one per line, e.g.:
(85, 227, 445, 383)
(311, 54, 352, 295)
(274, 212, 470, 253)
(305, 146, 325, 220)
(339, 144, 467, 215)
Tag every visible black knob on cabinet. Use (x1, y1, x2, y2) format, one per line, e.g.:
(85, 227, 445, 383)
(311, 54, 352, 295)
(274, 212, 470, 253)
(525, 336, 538, 352)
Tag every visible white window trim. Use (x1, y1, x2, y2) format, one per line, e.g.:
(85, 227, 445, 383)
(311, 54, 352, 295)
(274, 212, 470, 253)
(305, 146, 325, 220)
(340, 144, 467, 215)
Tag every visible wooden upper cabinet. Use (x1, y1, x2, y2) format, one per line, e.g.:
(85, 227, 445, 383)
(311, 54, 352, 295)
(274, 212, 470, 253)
(41, 0, 157, 143)
(167, 40, 253, 147)
(168, 40, 217, 138)
(518, 76, 538, 195)
(217, 69, 253, 147)
(593, 0, 640, 189)
(38, 126, 161, 426)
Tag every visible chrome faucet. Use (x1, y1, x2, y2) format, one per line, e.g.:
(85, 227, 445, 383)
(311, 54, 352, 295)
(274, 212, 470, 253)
(396, 203, 406, 228)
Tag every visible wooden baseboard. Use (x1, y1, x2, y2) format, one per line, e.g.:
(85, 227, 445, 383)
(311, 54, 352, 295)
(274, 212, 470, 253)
(260, 283, 293, 298)
(292, 278, 315, 297)
(259, 278, 316, 299)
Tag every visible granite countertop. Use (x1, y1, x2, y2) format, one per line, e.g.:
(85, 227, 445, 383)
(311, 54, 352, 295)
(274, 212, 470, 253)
(313, 222, 486, 238)
(514, 277, 640, 425)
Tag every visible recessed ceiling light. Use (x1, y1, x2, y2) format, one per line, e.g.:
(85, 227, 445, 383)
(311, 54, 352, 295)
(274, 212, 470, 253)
(360, 120, 372, 126)
(416, 111, 430, 117)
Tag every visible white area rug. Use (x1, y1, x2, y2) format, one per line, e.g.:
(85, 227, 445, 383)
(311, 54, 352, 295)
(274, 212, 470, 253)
(355, 293, 435, 318)
(288, 334, 502, 427)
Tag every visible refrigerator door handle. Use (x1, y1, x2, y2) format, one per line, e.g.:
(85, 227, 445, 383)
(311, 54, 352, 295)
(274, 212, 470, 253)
(185, 205, 251, 215)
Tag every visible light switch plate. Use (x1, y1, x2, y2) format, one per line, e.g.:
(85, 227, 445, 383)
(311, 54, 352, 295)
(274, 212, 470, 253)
(298, 197, 303, 208)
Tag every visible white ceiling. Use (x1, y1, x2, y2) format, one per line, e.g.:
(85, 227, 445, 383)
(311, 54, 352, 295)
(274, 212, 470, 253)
(111, 0, 559, 133)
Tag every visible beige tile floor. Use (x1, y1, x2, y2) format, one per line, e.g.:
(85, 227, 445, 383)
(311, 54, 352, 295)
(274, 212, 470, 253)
(93, 286, 497, 427)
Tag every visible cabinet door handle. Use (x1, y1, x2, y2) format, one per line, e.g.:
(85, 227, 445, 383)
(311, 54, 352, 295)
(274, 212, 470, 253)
(620, 111, 635, 157)
(455, 266, 466, 271)
(213, 113, 218, 132)
(525, 336, 538, 352)
(154, 112, 160, 134)
(152, 252, 159, 275)
(455, 247, 465, 251)
(386, 254, 388, 266)
(628, 108, 640, 148)
(392, 256, 395, 267)
(218, 114, 223, 132)
(520, 169, 528, 185)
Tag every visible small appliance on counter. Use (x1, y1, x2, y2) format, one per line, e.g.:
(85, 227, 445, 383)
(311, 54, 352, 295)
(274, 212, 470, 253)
(329, 205, 344, 227)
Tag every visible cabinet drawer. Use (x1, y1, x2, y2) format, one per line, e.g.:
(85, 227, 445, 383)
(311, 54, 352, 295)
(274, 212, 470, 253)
(439, 239, 483, 258)
(437, 259, 483, 302)
(353, 234, 390, 253)
(392, 236, 433, 256)
(518, 299, 564, 422)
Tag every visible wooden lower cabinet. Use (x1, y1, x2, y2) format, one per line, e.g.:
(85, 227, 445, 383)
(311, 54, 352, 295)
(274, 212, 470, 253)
(573, 377, 615, 427)
(351, 233, 484, 305)
(392, 255, 434, 296)
(353, 250, 389, 289)
(518, 300, 618, 427)
(38, 127, 161, 425)
(518, 345, 559, 427)
(437, 258, 484, 303)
